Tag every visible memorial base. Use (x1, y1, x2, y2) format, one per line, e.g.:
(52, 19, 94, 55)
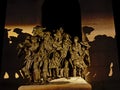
(18, 77, 92, 90)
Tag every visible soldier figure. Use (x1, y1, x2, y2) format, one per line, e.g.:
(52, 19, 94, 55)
(80, 41, 91, 66)
(49, 51, 61, 79)
(18, 36, 40, 82)
(17, 36, 33, 81)
(33, 53, 42, 83)
(59, 33, 71, 77)
(61, 33, 71, 59)
(39, 31, 53, 84)
(53, 28, 63, 51)
(69, 36, 87, 77)
(32, 25, 46, 39)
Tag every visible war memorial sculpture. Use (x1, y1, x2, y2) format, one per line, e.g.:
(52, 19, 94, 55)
(17, 25, 91, 85)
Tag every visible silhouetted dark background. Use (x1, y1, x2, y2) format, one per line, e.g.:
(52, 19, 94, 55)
(42, 0, 82, 40)
(0, 0, 7, 73)
(112, 0, 120, 70)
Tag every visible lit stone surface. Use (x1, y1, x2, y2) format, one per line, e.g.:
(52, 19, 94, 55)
(18, 77, 92, 90)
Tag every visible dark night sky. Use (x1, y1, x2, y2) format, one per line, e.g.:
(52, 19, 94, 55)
(5, 0, 115, 41)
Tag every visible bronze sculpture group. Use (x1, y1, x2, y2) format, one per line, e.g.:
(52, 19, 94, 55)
(17, 26, 91, 84)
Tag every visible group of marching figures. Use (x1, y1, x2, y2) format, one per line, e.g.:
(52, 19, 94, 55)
(17, 26, 91, 84)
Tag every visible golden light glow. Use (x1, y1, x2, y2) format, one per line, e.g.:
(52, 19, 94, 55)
(5, 25, 36, 38)
(108, 62, 113, 77)
(15, 73, 19, 79)
(82, 14, 115, 41)
(3, 72, 9, 79)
